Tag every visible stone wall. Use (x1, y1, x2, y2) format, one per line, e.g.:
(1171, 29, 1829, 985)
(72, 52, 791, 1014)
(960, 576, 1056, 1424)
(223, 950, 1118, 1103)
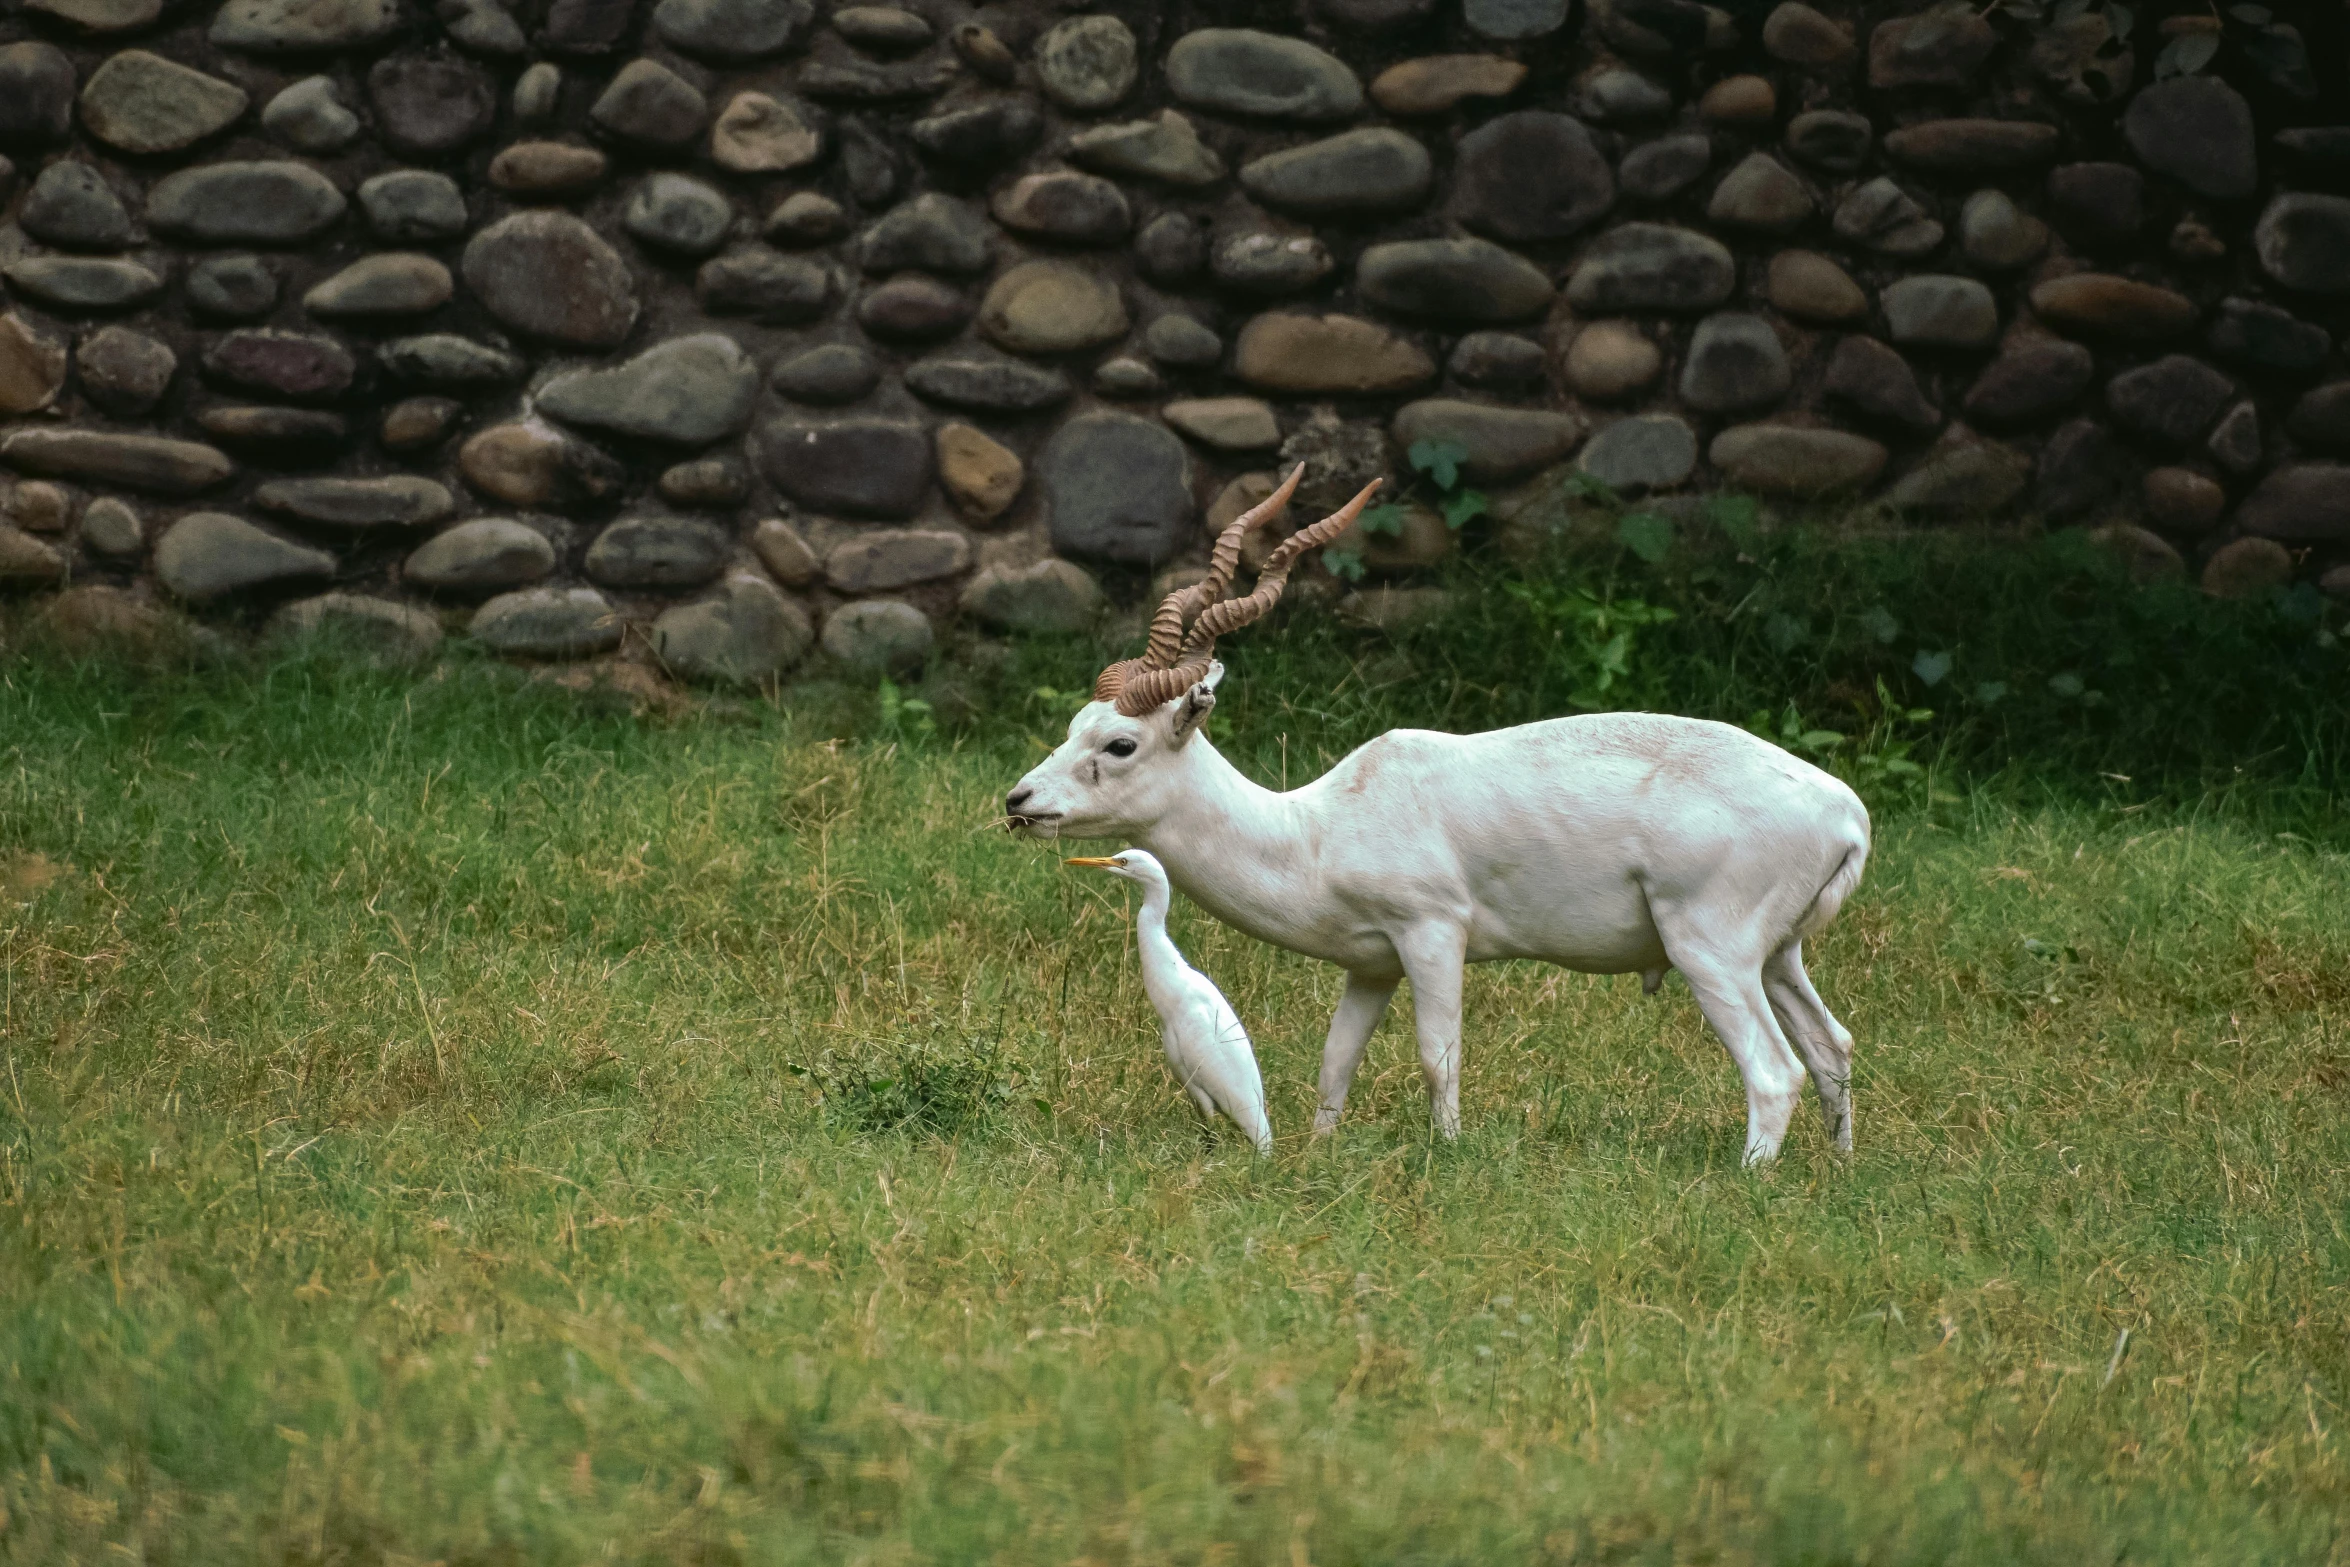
(1, 0, 2348, 678)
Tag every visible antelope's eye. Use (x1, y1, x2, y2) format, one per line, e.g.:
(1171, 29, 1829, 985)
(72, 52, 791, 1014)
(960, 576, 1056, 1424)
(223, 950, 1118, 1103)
(1103, 738, 1138, 758)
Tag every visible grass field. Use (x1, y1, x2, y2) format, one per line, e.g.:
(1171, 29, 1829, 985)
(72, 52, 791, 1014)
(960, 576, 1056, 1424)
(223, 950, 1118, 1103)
(4, 536, 2349, 1564)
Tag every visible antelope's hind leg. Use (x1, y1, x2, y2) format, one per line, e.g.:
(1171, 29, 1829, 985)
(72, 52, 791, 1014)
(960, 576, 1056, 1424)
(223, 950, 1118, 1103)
(1763, 940, 1855, 1154)
(1661, 932, 1807, 1166)
(1313, 973, 1398, 1135)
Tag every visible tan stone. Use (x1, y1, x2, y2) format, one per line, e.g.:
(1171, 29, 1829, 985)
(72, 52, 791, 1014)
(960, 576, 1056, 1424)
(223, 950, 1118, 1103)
(0, 526, 66, 585)
(1700, 74, 1776, 127)
(978, 262, 1127, 354)
(1329, 500, 1453, 574)
(1368, 54, 1527, 116)
(1210, 472, 1278, 533)
(751, 518, 821, 585)
(1767, 250, 1869, 324)
(1163, 396, 1280, 450)
(1564, 320, 1661, 401)
(2088, 523, 2186, 584)
(458, 421, 571, 506)
(2142, 467, 2227, 534)
(712, 92, 823, 174)
(936, 423, 1024, 521)
(5, 482, 70, 534)
(487, 141, 608, 195)
(29, 0, 163, 29)
(2028, 273, 2198, 339)
(1763, 2, 1855, 67)
(2201, 536, 2292, 599)
(1232, 313, 1435, 394)
(0, 314, 67, 416)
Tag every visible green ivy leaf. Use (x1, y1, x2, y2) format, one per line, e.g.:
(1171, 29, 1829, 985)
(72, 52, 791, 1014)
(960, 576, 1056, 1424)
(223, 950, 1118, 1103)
(1912, 650, 1953, 687)
(1859, 606, 1900, 644)
(1974, 681, 2009, 706)
(1407, 439, 1468, 491)
(1616, 511, 1674, 563)
(1440, 489, 1490, 530)
(1357, 502, 1409, 537)
(2157, 31, 2218, 77)
(1322, 544, 1367, 583)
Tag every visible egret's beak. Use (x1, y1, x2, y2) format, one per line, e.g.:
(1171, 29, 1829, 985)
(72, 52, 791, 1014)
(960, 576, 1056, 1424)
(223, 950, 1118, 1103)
(1063, 856, 1119, 869)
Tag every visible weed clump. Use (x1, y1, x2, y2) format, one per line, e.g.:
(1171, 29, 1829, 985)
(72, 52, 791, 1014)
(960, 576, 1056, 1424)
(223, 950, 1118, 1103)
(796, 1035, 1018, 1138)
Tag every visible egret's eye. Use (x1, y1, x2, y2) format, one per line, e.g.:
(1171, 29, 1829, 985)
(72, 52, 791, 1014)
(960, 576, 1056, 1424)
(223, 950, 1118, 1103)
(1103, 737, 1138, 758)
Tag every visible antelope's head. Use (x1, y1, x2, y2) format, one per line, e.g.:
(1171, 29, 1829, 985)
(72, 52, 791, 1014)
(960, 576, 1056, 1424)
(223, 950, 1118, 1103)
(1004, 465, 1380, 840)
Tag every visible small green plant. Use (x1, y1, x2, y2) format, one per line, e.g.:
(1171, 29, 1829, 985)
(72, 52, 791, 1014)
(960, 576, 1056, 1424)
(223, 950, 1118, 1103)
(1328, 439, 1490, 583)
(876, 675, 935, 742)
(1748, 679, 1934, 798)
(796, 1036, 1017, 1138)
(1506, 580, 1678, 710)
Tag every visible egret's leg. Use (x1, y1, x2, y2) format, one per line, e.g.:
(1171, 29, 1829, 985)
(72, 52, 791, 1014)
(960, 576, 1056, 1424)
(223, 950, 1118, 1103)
(1763, 941, 1856, 1154)
(1312, 974, 1398, 1136)
(1396, 925, 1470, 1139)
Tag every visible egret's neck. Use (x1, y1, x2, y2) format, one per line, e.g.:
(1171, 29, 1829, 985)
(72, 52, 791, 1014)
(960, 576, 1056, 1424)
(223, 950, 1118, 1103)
(1129, 874, 1188, 1016)
(1133, 737, 1322, 948)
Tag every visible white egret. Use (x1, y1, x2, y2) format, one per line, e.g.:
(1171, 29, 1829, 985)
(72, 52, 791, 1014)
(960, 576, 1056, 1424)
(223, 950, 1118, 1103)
(1066, 848, 1273, 1155)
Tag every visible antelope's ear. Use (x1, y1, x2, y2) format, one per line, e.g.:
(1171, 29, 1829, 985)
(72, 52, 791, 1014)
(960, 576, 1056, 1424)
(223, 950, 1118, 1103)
(1200, 659, 1226, 693)
(1170, 678, 1216, 745)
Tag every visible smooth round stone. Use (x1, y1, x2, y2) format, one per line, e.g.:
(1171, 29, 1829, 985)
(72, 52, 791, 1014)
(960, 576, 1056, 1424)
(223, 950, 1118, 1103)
(948, 20, 1017, 81)
(1883, 275, 1999, 349)
(2142, 468, 2227, 534)
(381, 398, 462, 452)
(461, 211, 639, 348)
(772, 343, 880, 404)
(146, 162, 347, 245)
(1355, 238, 1554, 322)
(79, 497, 145, 559)
(253, 475, 453, 529)
(1164, 397, 1280, 451)
(766, 192, 846, 244)
(1565, 223, 1735, 313)
(513, 62, 560, 122)
(907, 99, 1046, 174)
(1883, 119, 2060, 172)
(76, 326, 176, 416)
(538, 334, 759, 446)
(2123, 75, 2257, 200)
(2047, 161, 2145, 252)
(711, 92, 824, 173)
(1824, 337, 1938, 433)
(2028, 274, 2197, 339)
(1958, 188, 2048, 270)
(754, 417, 933, 518)
(1392, 399, 1583, 480)
(905, 351, 1071, 413)
(855, 193, 992, 274)
(154, 512, 332, 603)
(1450, 332, 1545, 388)
(1701, 74, 1775, 127)
(270, 594, 443, 665)
(1232, 313, 1435, 393)
(1763, 1, 1854, 67)
(751, 519, 820, 584)
(22, 162, 133, 251)
(1144, 314, 1222, 369)
(1036, 14, 1138, 111)
(2255, 194, 2350, 294)
(1451, 111, 1615, 240)
(1708, 424, 1888, 497)
(590, 58, 709, 149)
(978, 262, 1127, 354)
(368, 53, 495, 155)
(1370, 55, 1526, 116)
(209, 0, 402, 52)
(0, 43, 75, 148)
(658, 458, 749, 509)
(1239, 128, 1433, 215)
(0, 429, 233, 495)
(824, 529, 970, 593)
(303, 254, 455, 318)
(2, 257, 163, 310)
(696, 248, 831, 322)
(1465, 0, 1567, 40)
(187, 255, 278, 319)
(623, 173, 734, 257)
(1579, 414, 1696, 493)
(1706, 152, 1813, 233)
(1212, 226, 1334, 294)
(1882, 444, 2030, 514)
(262, 76, 358, 152)
(2087, 524, 2186, 584)
(1165, 30, 1363, 122)
(444, 0, 528, 55)
(2207, 297, 2331, 374)
(1068, 111, 1226, 186)
(471, 587, 622, 658)
(488, 141, 609, 195)
(1832, 177, 1942, 255)
(1784, 109, 1870, 172)
(1961, 340, 2093, 426)
(1136, 212, 1208, 284)
(359, 172, 468, 241)
(2236, 464, 2350, 542)
(961, 560, 1102, 635)
(1766, 250, 1867, 324)
(1618, 134, 1711, 202)
(1094, 357, 1161, 398)
(197, 405, 348, 453)
(821, 600, 932, 674)
(458, 421, 624, 509)
(585, 516, 730, 588)
(936, 423, 1024, 520)
(833, 5, 930, 49)
(1868, 3, 1993, 88)
(28, 0, 163, 33)
(991, 172, 1131, 244)
(1314, 0, 1437, 29)
(0, 314, 66, 415)
(0, 526, 67, 586)
(650, 0, 812, 60)
(856, 277, 970, 341)
(1039, 411, 1193, 565)
(2201, 538, 2294, 599)
(1574, 66, 1672, 123)
(2207, 400, 2262, 473)
(654, 576, 812, 686)
(2105, 355, 2235, 447)
(1679, 313, 1790, 413)
(380, 334, 524, 385)
(78, 51, 247, 155)
(202, 330, 355, 400)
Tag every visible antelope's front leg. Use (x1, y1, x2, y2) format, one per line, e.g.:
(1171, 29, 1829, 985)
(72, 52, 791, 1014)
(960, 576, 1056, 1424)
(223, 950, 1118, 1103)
(1396, 924, 1469, 1139)
(1313, 973, 1397, 1135)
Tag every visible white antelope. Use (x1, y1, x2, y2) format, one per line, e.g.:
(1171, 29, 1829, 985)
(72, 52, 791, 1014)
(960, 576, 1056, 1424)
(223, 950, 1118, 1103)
(1005, 467, 1871, 1164)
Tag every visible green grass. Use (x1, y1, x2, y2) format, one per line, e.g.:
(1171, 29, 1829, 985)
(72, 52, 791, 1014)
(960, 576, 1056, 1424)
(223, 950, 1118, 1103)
(3, 535, 2349, 1564)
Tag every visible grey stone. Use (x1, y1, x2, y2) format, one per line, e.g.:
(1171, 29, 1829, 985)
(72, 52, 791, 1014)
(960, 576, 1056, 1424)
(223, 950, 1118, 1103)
(961, 559, 1102, 634)
(22, 163, 133, 251)
(825, 528, 970, 592)
(271, 592, 443, 665)
(1165, 30, 1363, 122)
(1884, 119, 2061, 173)
(1036, 15, 1138, 111)
(1164, 397, 1280, 450)
(2276, 128, 2350, 172)
(623, 174, 734, 258)
(2034, 418, 2135, 518)
(1357, 238, 1554, 323)
(146, 162, 347, 245)
(1597, 0, 1710, 54)
(591, 59, 709, 149)
(2029, 274, 2197, 339)
(155, 512, 332, 602)
(471, 587, 621, 658)
(585, 516, 730, 588)
(1706, 152, 1813, 234)
(1573, 67, 1672, 124)
(542, 0, 633, 59)
(198, 406, 349, 454)
(767, 192, 847, 244)
(857, 276, 970, 341)
(0, 526, 67, 586)
(461, 211, 639, 348)
(1679, 313, 1790, 413)
(405, 518, 555, 592)
(1883, 443, 2030, 513)
(359, 172, 468, 242)
(1578, 414, 1696, 493)
(1135, 212, 1208, 285)
(0, 44, 72, 150)
(757, 418, 933, 518)
(0, 314, 67, 417)
(1707, 424, 1887, 497)
(2284, 383, 2350, 451)
(1068, 111, 1226, 187)
(1766, 249, 1867, 323)
(1094, 357, 1161, 398)
(262, 76, 359, 152)
(979, 261, 1127, 354)
(772, 344, 881, 404)
(303, 254, 454, 317)
(2206, 298, 2330, 375)
(2203, 538, 2295, 598)
(992, 172, 1132, 244)
(1144, 315, 1223, 369)
(833, 6, 932, 52)
(1882, 275, 1998, 349)
(821, 600, 932, 673)
(1958, 188, 2047, 270)
(2124, 76, 2257, 200)
(368, 53, 495, 155)
(1040, 412, 1193, 565)
(697, 248, 833, 323)
(540, 334, 760, 447)
(1317, 0, 1439, 31)
(254, 475, 455, 529)
(1, 428, 232, 494)
(77, 51, 248, 156)
(857, 194, 992, 275)
(1565, 223, 1735, 313)
(838, 119, 900, 203)
(1212, 224, 1335, 295)
(710, 91, 822, 174)
(2255, 195, 2350, 294)
(443, 0, 530, 56)
(1, 257, 161, 311)
(1825, 336, 1939, 433)
(1868, 2, 1993, 88)
(187, 255, 278, 319)
(209, 0, 401, 51)
(1618, 134, 1710, 202)
(1466, 0, 1568, 40)
(1961, 339, 2093, 426)
(907, 100, 1046, 175)
(27, 0, 163, 25)
(1452, 111, 1615, 241)
(652, 0, 811, 59)
(1784, 110, 1870, 173)
(79, 497, 143, 559)
(2046, 162, 2144, 252)
(659, 458, 749, 508)
(1392, 399, 1583, 479)
(1240, 129, 1433, 215)
(2237, 463, 2350, 542)
(2105, 355, 2234, 447)
(653, 575, 812, 685)
(1450, 332, 1546, 388)
(905, 352, 1071, 413)
(1832, 178, 1943, 257)
(75, 326, 176, 416)
(380, 334, 524, 385)
(2208, 400, 2262, 475)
